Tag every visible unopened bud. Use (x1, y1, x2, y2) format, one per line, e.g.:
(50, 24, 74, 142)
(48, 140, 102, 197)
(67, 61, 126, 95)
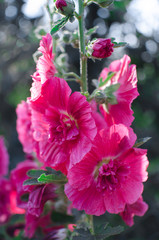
(94, 90, 106, 104)
(93, 0, 114, 8)
(86, 38, 114, 59)
(55, 0, 75, 16)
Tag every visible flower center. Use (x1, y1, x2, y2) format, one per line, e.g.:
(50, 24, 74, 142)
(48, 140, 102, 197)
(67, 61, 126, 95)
(50, 113, 79, 143)
(96, 159, 130, 192)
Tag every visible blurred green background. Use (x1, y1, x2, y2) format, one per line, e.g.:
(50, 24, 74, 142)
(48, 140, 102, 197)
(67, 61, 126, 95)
(0, 0, 159, 239)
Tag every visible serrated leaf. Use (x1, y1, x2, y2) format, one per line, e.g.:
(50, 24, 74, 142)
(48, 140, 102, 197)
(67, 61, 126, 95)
(94, 221, 124, 240)
(72, 226, 94, 240)
(114, 1, 125, 9)
(99, 72, 116, 87)
(104, 83, 120, 95)
(86, 26, 98, 36)
(51, 211, 74, 224)
(27, 169, 47, 178)
(97, 225, 124, 239)
(38, 173, 66, 184)
(51, 16, 69, 35)
(134, 137, 151, 148)
(45, 167, 62, 175)
(113, 42, 127, 48)
(23, 178, 41, 186)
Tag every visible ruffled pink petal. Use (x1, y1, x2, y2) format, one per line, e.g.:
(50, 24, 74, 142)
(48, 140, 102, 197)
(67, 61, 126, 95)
(119, 148, 149, 182)
(16, 101, 36, 154)
(27, 184, 56, 217)
(65, 182, 106, 216)
(99, 55, 139, 127)
(100, 101, 134, 127)
(120, 197, 148, 226)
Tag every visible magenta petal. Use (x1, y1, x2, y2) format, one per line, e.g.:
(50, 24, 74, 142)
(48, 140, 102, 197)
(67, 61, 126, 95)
(27, 184, 56, 217)
(65, 182, 106, 216)
(0, 137, 9, 177)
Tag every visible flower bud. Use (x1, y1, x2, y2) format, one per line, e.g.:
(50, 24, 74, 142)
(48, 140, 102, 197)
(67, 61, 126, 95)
(93, 0, 114, 8)
(55, 0, 75, 16)
(93, 90, 106, 104)
(86, 38, 114, 59)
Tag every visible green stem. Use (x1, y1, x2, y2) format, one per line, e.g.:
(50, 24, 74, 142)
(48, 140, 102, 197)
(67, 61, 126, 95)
(46, 2, 56, 55)
(78, 0, 88, 92)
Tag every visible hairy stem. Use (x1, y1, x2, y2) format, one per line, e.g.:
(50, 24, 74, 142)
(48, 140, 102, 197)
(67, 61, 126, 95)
(78, 0, 88, 92)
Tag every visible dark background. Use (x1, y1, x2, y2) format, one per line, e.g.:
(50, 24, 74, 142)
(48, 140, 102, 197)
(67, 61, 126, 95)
(0, 0, 159, 239)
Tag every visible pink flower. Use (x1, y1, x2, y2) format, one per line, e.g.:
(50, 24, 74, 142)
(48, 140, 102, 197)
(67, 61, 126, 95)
(120, 196, 148, 226)
(31, 33, 56, 101)
(0, 136, 9, 177)
(92, 38, 114, 59)
(30, 77, 97, 173)
(16, 101, 36, 154)
(99, 55, 139, 126)
(65, 124, 149, 216)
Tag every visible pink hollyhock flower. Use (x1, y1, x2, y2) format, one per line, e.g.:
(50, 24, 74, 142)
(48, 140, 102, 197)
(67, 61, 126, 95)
(30, 77, 97, 173)
(0, 136, 9, 177)
(120, 196, 148, 226)
(99, 55, 139, 126)
(65, 124, 149, 215)
(0, 178, 11, 224)
(31, 33, 56, 101)
(10, 159, 38, 209)
(16, 101, 36, 154)
(92, 38, 114, 59)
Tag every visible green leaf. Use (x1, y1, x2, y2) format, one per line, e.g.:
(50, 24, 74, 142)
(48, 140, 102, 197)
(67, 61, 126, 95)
(99, 72, 116, 87)
(86, 26, 98, 36)
(38, 173, 67, 184)
(93, 216, 124, 240)
(114, 1, 125, 9)
(27, 169, 47, 178)
(51, 211, 74, 224)
(113, 41, 127, 48)
(95, 225, 124, 239)
(134, 137, 151, 148)
(72, 226, 94, 240)
(23, 178, 41, 186)
(104, 83, 120, 95)
(51, 16, 69, 35)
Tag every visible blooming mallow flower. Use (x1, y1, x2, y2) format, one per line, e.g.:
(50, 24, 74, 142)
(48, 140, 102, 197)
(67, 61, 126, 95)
(65, 124, 149, 216)
(0, 136, 9, 177)
(87, 38, 114, 59)
(120, 196, 148, 226)
(99, 55, 139, 126)
(30, 77, 97, 174)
